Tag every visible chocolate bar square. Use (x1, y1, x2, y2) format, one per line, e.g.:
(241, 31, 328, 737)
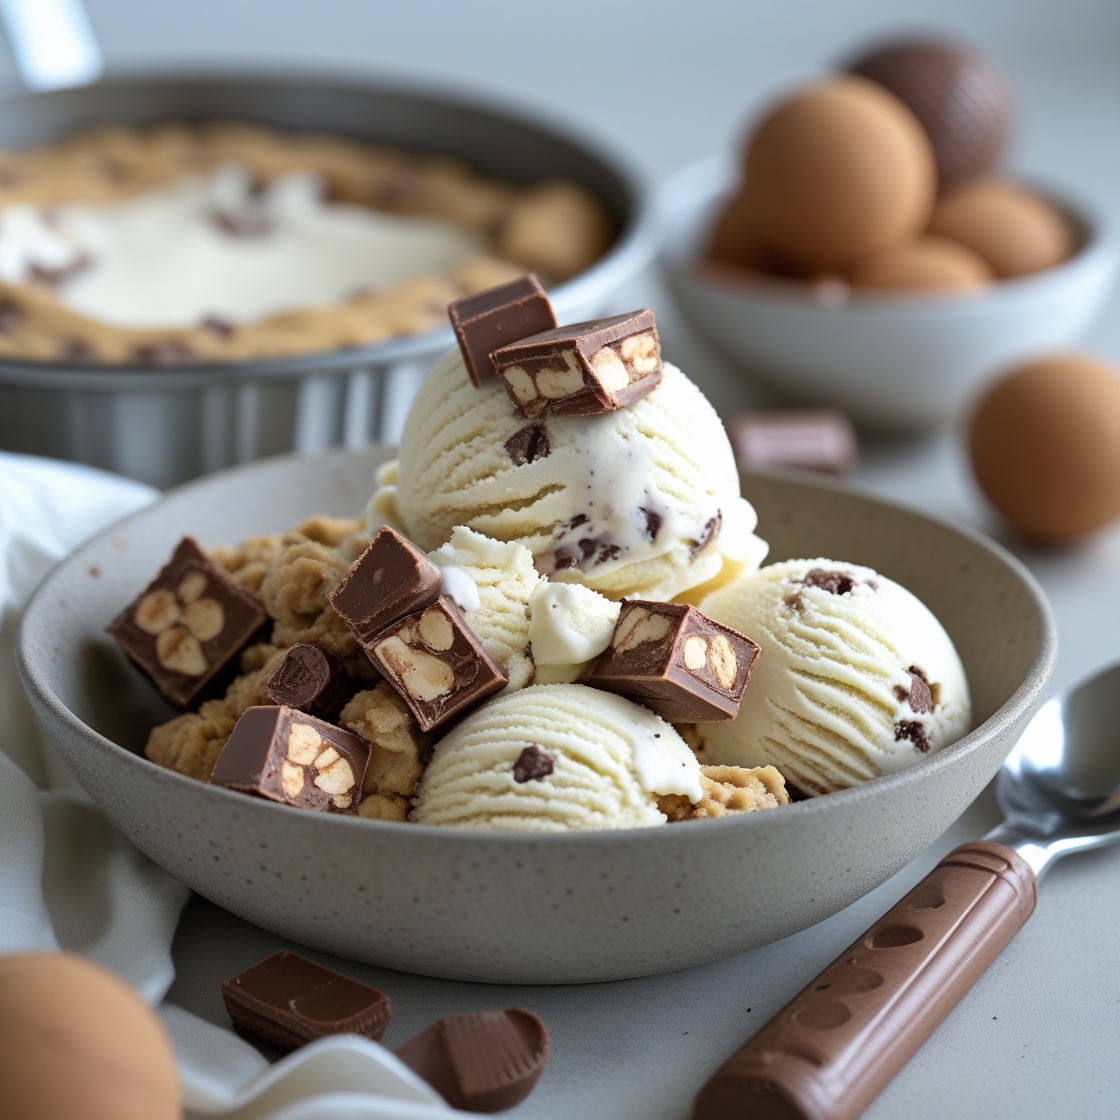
(266, 641, 353, 720)
(329, 526, 443, 644)
(585, 601, 760, 721)
(106, 536, 267, 708)
(209, 706, 369, 813)
(366, 596, 507, 732)
(447, 274, 557, 387)
(490, 309, 662, 419)
(222, 950, 392, 1054)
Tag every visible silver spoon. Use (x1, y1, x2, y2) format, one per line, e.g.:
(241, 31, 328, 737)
(694, 662, 1120, 1120)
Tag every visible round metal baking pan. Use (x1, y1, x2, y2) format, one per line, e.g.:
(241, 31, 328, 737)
(0, 72, 658, 487)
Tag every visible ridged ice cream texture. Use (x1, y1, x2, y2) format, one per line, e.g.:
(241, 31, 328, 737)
(699, 559, 971, 795)
(410, 684, 703, 831)
(367, 347, 767, 602)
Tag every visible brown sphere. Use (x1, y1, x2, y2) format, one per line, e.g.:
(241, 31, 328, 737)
(970, 353, 1120, 542)
(929, 179, 1074, 278)
(848, 38, 1014, 190)
(849, 235, 993, 291)
(0, 954, 180, 1120)
(741, 76, 936, 274)
(707, 188, 772, 271)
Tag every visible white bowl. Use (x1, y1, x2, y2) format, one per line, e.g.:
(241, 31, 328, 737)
(17, 447, 1055, 984)
(659, 156, 1119, 429)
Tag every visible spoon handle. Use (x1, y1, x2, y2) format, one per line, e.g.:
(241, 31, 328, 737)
(693, 841, 1036, 1120)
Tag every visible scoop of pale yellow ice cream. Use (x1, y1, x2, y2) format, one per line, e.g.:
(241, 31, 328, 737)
(367, 346, 767, 602)
(527, 581, 620, 684)
(698, 559, 970, 795)
(410, 683, 702, 831)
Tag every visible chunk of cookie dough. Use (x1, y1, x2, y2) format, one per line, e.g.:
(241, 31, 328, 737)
(340, 682, 433, 821)
(657, 765, 788, 821)
(209, 534, 284, 599)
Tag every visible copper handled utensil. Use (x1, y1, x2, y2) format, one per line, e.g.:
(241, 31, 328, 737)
(694, 662, 1120, 1120)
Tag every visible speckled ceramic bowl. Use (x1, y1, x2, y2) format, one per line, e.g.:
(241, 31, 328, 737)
(17, 447, 1055, 983)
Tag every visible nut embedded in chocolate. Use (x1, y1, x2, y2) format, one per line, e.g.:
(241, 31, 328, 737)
(367, 596, 507, 733)
(447, 273, 557, 387)
(209, 705, 369, 812)
(396, 1008, 549, 1113)
(266, 641, 353, 719)
(586, 601, 760, 722)
(490, 309, 662, 419)
(106, 536, 268, 708)
(329, 526, 443, 644)
(222, 950, 392, 1054)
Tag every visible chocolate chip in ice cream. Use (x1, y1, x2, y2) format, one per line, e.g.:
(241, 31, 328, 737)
(895, 719, 932, 753)
(641, 508, 663, 541)
(513, 745, 554, 783)
(505, 422, 550, 466)
(894, 666, 934, 714)
(688, 512, 722, 557)
(802, 568, 855, 595)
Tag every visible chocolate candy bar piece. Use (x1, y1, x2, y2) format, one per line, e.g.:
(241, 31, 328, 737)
(448, 273, 557, 387)
(366, 597, 507, 732)
(396, 1009, 549, 1113)
(329, 526, 443, 644)
(729, 410, 857, 476)
(585, 601, 760, 722)
(266, 641, 353, 719)
(490, 309, 662, 419)
(222, 950, 391, 1054)
(210, 706, 369, 812)
(106, 536, 267, 708)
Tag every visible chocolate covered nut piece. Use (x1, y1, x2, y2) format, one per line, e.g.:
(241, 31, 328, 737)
(367, 597, 507, 732)
(396, 1009, 549, 1113)
(586, 601, 759, 722)
(730, 410, 857, 476)
(266, 641, 353, 719)
(329, 527, 443, 644)
(490, 309, 662, 419)
(222, 951, 391, 1054)
(209, 706, 369, 812)
(448, 274, 557, 387)
(107, 536, 268, 708)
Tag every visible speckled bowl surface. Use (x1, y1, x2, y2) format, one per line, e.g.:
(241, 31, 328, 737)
(18, 447, 1056, 983)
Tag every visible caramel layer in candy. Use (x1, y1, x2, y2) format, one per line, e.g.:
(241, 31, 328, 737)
(106, 536, 267, 708)
(396, 1009, 549, 1113)
(730, 410, 857, 476)
(222, 950, 391, 1054)
(210, 706, 369, 813)
(266, 641, 353, 719)
(448, 273, 557, 387)
(366, 597, 507, 732)
(490, 309, 662, 419)
(329, 526, 443, 644)
(585, 601, 760, 722)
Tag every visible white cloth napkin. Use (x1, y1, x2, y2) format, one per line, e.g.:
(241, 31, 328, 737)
(0, 451, 456, 1119)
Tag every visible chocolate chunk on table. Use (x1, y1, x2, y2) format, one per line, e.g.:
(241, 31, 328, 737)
(329, 526, 443, 644)
(396, 1009, 549, 1113)
(210, 706, 369, 813)
(106, 536, 267, 708)
(448, 273, 557, 387)
(491, 309, 662, 419)
(729, 410, 857, 476)
(266, 641, 353, 719)
(366, 596, 507, 732)
(585, 601, 760, 722)
(222, 950, 391, 1055)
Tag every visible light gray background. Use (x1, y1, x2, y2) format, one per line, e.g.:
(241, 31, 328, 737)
(15, 3, 1118, 1117)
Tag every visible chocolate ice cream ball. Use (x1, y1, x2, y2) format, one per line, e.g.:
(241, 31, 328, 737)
(0, 954, 180, 1120)
(848, 39, 1013, 190)
(740, 77, 936, 275)
(970, 353, 1120, 542)
(929, 179, 1074, 278)
(849, 236, 992, 292)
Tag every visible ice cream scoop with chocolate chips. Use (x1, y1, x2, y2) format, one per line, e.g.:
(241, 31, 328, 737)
(695, 558, 971, 795)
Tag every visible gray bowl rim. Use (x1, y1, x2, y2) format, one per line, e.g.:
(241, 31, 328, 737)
(658, 153, 1119, 314)
(0, 69, 659, 389)
(17, 448, 1058, 854)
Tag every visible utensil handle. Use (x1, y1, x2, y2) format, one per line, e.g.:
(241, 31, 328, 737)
(693, 841, 1036, 1120)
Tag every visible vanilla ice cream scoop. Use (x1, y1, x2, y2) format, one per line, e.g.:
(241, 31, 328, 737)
(699, 559, 971, 795)
(410, 684, 702, 831)
(370, 347, 767, 602)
